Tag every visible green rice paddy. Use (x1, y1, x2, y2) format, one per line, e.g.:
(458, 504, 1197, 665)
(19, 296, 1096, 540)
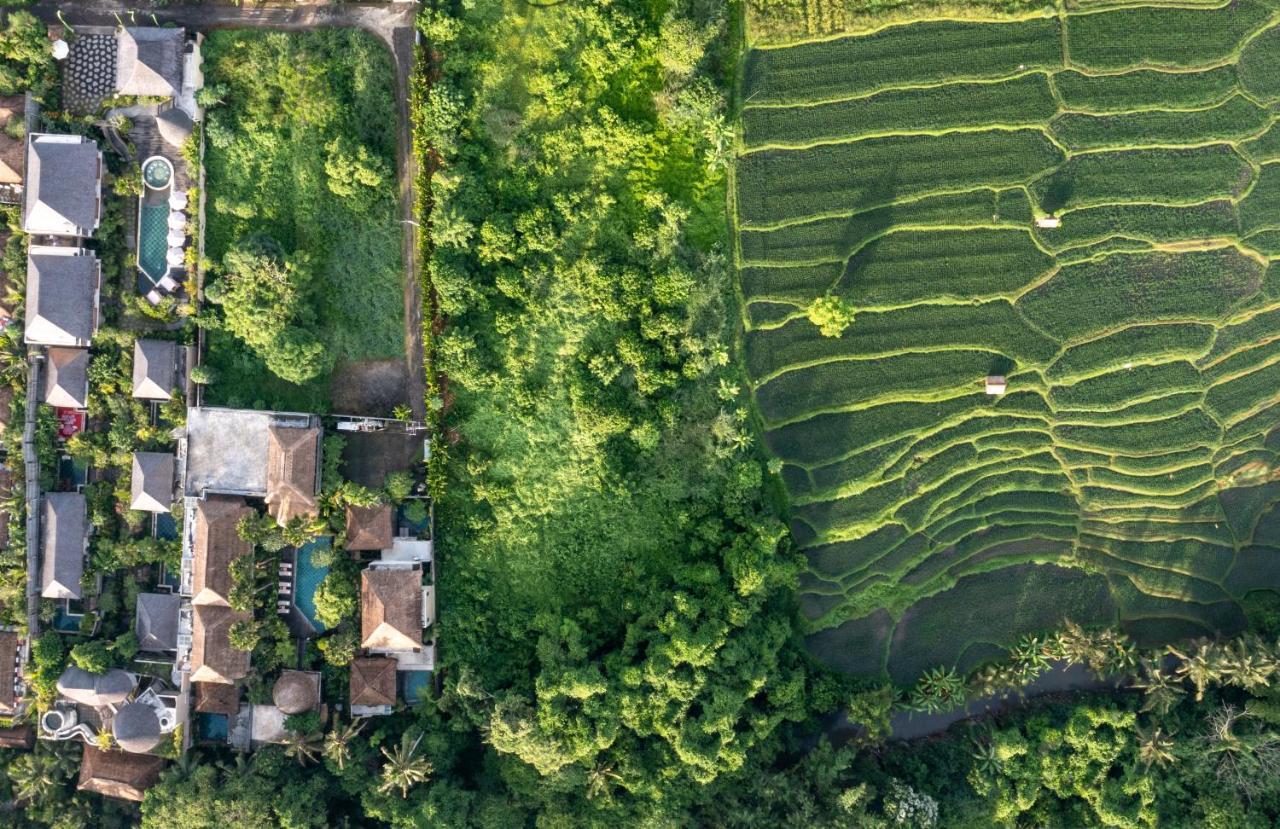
(736, 0, 1280, 683)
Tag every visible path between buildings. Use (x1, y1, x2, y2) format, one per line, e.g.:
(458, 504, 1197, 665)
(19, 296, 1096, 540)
(33, 1, 427, 418)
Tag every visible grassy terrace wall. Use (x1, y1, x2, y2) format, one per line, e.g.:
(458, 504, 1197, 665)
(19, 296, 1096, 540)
(736, 0, 1280, 682)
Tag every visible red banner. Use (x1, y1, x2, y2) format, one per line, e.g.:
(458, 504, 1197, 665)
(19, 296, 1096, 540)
(54, 408, 85, 439)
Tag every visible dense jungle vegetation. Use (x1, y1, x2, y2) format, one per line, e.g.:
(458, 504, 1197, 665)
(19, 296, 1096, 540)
(198, 29, 405, 412)
(6, 1, 1280, 827)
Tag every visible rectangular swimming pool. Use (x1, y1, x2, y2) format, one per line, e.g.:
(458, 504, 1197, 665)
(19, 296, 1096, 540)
(293, 537, 332, 633)
(137, 203, 170, 289)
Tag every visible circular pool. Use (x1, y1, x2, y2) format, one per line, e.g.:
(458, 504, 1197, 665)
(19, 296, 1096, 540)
(142, 156, 173, 190)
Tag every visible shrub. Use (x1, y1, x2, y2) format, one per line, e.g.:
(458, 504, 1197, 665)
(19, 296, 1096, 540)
(69, 640, 112, 674)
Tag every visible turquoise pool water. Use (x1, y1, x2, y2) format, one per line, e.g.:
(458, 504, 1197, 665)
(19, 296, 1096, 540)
(294, 537, 332, 633)
(138, 203, 169, 286)
(402, 671, 431, 705)
(196, 713, 228, 742)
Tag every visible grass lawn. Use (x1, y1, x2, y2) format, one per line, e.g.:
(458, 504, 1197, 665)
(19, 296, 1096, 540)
(200, 29, 403, 412)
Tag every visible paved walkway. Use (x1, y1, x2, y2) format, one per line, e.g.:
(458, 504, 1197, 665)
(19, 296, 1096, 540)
(36, 1, 427, 418)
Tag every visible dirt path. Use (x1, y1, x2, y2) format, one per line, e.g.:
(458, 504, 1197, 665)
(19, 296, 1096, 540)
(35, 0, 427, 418)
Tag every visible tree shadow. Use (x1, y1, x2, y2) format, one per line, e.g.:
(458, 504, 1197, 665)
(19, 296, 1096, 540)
(830, 164, 900, 299)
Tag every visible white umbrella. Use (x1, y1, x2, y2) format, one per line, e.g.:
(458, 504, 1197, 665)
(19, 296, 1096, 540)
(168, 191, 188, 210)
(167, 212, 186, 231)
(166, 230, 185, 247)
(166, 247, 185, 266)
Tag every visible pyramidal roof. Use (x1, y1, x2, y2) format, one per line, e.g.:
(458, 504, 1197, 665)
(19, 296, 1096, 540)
(115, 28, 183, 97)
(42, 347, 89, 409)
(41, 492, 86, 600)
(23, 135, 101, 237)
(25, 248, 100, 347)
(131, 339, 176, 400)
(360, 567, 422, 652)
(130, 452, 174, 513)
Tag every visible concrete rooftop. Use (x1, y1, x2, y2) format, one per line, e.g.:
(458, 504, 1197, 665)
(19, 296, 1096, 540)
(184, 407, 270, 497)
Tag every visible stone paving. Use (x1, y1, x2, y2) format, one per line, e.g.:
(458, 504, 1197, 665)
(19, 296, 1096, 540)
(64, 34, 116, 114)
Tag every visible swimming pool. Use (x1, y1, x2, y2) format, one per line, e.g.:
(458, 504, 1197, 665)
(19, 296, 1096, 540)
(402, 671, 432, 705)
(195, 712, 228, 742)
(138, 203, 170, 287)
(294, 537, 332, 633)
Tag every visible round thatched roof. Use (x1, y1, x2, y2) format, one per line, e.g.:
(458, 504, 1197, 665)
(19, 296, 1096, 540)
(112, 702, 161, 754)
(56, 667, 135, 707)
(156, 108, 193, 147)
(272, 671, 319, 715)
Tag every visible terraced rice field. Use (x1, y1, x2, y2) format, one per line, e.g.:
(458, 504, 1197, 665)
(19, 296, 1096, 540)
(736, 1, 1280, 683)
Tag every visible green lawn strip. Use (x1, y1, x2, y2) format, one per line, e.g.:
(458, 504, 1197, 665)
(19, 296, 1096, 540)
(1064, 1, 1275, 72)
(902, 534, 1075, 588)
(742, 17, 1062, 105)
(926, 505, 1078, 551)
(1047, 322, 1217, 382)
(736, 129, 1063, 226)
(1110, 574, 1247, 631)
(1215, 446, 1279, 482)
(1223, 400, 1280, 444)
(1053, 65, 1240, 112)
(742, 73, 1057, 150)
(806, 524, 911, 579)
(1082, 533, 1236, 584)
(917, 466, 1072, 529)
(200, 29, 403, 410)
(876, 414, 1053, 480)
(807, 436, 917, 495)
(746, 302, 1058, 382)
(1049, 95, 1272, 151)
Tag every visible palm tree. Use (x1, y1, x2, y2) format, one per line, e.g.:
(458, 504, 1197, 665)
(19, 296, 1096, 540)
(1169, 640, 1221, 701)
(585, 762, 622, 800)
(1011, 634, 1052, 677)
(9, 748, 71, 805)
(969, 732, 1001, 779)
(379, 731, 433, 798)
(283, 729, 323, 766)
(323, 716, 366, 772)
(1218, 636, 1277, 692)
(1136, 725, 1177, 769)
(1132, 658, 1184, 716)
